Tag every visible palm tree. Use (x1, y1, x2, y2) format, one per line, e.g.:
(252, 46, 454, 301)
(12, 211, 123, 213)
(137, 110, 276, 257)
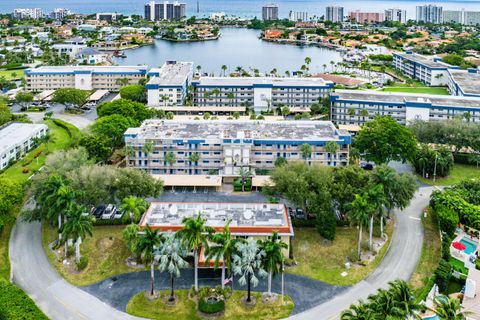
(40, 133, 56, 153)
(434, 295, 470, 320)
(304, 56, 311, 73)
(366, 184, 386, 249)
(123, 223, 141, 259)
(281, 106, 290, 119)
(325, 141, 339, 162)
(188, 152, 199, 166)
(370, 165, 397, 237)
(341, 300, 373, 320)
(347, 107, 356, 117)
(232, 238, 267, 303)
(205, 221, 242, 289)
(165, 151, 176, 173)
(211, 88, 221, 105)
(300, 144, 312, 164)
(161, 95, 169, 107)
(322, 64, 327, 73)
(142, 141, 154, 166)
(238, 167, 251, 192)
(226, 92, 235, 106)
(388, 280, 424, 318)
(47, 183, 76, 240)
(348, 193, 375, 258)
(120, 196, 148, 223)
(196, 65, 202, 75)
(221, 64, 227, 76)
(124, 144, 134, 162)
(177, 215, 214, 293)
(115, 77, 130, 87)
(155, 233, 189, 302)
(285, 70, 290, 77)
(259, 232, 287, 296)
(62, 203, 93, 264)
(137, 226, 162, 296)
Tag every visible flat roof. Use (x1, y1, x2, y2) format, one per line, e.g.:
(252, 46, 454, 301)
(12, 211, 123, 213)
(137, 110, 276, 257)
(147, 61, 193, 86)
(0, 123, 48, 155)
(126, 120, 347, 142)
(152, 174, 222, 187)
(193, 76, 333, 87)
(88, 90, 109, 101)
(332, 89, 480, 108)
(394, 52, 448, 69)
(140, 202, 293, 236)
(448, 69, 480, 95)
(25, 65, 148, 75)
(35, 90, 55, 101)
(251, 176, 273, 187)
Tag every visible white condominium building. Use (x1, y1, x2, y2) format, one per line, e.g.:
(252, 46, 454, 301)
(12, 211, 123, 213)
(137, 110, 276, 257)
(124, 120, 351, 177)
(385, 8, 407, 24)
(262, 4, 279, 21)
(447, 69, 480, 98)
(393, 52, 450, 86)
(25, 66, 148, 92)
(443, 9, 480, 25)
(289, 11, 308, 22)
(325, 6, 344, 23)
(416, 5, 443, 24)
(192, 77, 334, 112)
(146, 61, 193, 107)
(0, 123, 48, 170)
(12, 8, 43, 19)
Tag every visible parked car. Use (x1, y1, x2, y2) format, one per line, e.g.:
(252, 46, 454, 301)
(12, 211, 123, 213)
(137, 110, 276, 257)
(114, 209, 125, 220)
(92, 204, 106, 218)
(101, 204, 117, 220)
(361, 162, 374, 170)
(295, 208, 305, 220)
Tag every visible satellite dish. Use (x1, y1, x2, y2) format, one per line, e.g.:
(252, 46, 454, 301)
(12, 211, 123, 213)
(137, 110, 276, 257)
(243, 210, 253, 220)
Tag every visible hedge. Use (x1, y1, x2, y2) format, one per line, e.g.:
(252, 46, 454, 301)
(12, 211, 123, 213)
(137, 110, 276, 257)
(198, 297, 225, 314)
(0, 279, 48, 320)
(51, 118, 82, 146)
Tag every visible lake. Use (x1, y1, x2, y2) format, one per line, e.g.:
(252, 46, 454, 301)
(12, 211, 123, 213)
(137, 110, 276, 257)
(113, 28, 343, 74)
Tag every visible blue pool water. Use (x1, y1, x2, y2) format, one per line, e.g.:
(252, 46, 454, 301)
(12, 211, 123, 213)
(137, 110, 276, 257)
(423, 315, 439, 320)
(460, 237, 478, 255)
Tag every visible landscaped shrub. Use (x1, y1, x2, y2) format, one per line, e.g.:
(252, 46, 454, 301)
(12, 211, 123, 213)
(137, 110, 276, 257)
(0, 279, 48, 320)
(316, 210, 336, 240)
(436, 205, 458, 237)
(198, 297, 225, 314)
(434, 259, 452, 293)
(77, 256, 89, 271)
(441, 235, 452, 261)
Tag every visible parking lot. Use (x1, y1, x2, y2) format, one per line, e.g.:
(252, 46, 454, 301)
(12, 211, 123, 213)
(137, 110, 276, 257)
(155, 189, 269, 204)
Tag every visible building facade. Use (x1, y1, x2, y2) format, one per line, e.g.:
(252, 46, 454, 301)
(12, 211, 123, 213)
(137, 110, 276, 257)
(124, 120, 351, 176)
(416, 5, 443, 24)
(0, 123, 48, 170)
(51, 43, 87, 59)
(96, 13, 123, 21)
(393, 52, 450, 86)
(443, 10, 480, 25)
(191, 77, 334, 112)
(385, 8, 407, 23)
(25, 66, 148, 92)
(447, 69, 480, 98)
(325, 6, 344, 23)
(50, 8, 72, 20)
(144, 1, 186, 21)
(262, 4, 279, 21)
(289, 11, 308, 22)
(330, 90, 480, 126)
(146, 61, 193, 107)
(348, 11, 385, 23)
(12, 8, 43, 19)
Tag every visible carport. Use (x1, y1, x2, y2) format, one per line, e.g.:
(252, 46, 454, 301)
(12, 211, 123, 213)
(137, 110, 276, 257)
(88, 90, 109, 104)
(153, 174, 223, 192)
(35, 90, 55, 102)
(251, 175, 273, 191)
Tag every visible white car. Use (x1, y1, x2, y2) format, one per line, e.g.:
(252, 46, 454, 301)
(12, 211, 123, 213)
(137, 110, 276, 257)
(101, 204, 117, 219)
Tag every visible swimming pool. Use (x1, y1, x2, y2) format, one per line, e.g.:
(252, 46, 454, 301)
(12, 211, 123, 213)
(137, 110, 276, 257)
(460, 237, 478, 255)
(422, 315, 439, 320)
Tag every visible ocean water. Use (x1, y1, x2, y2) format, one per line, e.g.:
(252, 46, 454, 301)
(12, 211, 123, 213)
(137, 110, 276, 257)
(3, 0, 480, 20)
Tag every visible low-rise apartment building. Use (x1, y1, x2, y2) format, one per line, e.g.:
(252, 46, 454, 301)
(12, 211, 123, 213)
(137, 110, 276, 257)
(393, 52, 450, 86)
(124, 120, 351, 177)
(0, 123, 48, 170)
(191, 77, 334, 112)
(146, 61, 193, 107)
(447, 69, 480, 98)
(25, 66, 148, 92)
(330, 90, 480, 126)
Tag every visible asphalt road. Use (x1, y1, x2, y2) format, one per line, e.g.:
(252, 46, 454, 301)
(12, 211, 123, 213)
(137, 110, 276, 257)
(290, 186, 435, 320)
(9, 187, 434, 320)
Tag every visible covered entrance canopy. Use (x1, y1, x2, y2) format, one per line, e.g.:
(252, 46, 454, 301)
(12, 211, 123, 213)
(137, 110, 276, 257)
(152, 174, 222, 191)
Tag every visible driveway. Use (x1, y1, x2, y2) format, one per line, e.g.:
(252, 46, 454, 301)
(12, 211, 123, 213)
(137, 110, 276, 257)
(290, 186, 435, 319)
(82, 269, 348, 315)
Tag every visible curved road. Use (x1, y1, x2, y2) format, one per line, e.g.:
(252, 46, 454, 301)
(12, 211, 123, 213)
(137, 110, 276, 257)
(9, 187, 434, 320)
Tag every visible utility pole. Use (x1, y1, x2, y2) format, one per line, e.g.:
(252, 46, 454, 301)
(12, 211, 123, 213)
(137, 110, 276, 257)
(433, 152, 438, 182)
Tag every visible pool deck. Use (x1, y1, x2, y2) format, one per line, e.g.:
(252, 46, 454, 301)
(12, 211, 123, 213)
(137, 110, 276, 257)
(451, 232, 479, 264)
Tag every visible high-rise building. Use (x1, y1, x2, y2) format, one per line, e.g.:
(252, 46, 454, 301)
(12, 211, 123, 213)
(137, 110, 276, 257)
(325, 6, 344, 23)
(262, 4, 279, 21)
(443, 9, 480, 25)
(416, 5, 443, 24)
(12, 8, 43, 19)
(144, 1, 186, 21)
(50, 8, 72, 20)
(96, 12, 123, 22)
(385, 8, 407, 23)
(288, 11, 308, 22)
(348, 11, 385, 23)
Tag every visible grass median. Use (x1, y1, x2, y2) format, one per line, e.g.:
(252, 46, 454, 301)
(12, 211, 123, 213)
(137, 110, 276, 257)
(417, 164, 480, 186)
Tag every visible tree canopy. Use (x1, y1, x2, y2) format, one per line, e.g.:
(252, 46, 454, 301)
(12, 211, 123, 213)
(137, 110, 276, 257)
(0, 99, 12, 126)
(119, 85, 147, 103)
(52, 88, 90, 107)
(91, 114, 137, 148)
(96, 98, 153, 123)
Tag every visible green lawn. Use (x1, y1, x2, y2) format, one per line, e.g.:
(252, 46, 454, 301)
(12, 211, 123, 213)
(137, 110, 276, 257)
(126, 290, 294, 320)
(0, 69, 25, 80)
(410, 207, 441, 292)
(0, 223, 14, 280)
(418, 164, 480, 186)
(287, 222, 394, 286)
(42, 224, 142, 286)
(381, 87, 449, 95)
(1, 119, 80, 184)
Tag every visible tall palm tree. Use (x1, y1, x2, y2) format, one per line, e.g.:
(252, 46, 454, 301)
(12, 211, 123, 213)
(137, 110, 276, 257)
(258, 232, 287, 296)
(300, 144, 312, 164)
(370, 165, 396, 237)
(367, 288, 397, 318)
(44, 181, 76, 240)
(341, 300, 372, 320)
(348, 193, 375, 258)
(62, 203, 93, 264)
(188, 152, 200, 166)
(165, 151, 176, 174)
(434, 295, 470, 320)
(120, 196, 148, 223)
(232, 238, 267, 303)
(388, 280, 424, 318)
(177, 215, 214, 293)
(155, 233, 189, 302)
(221, 64, 227, 76)
(367, 184, 386, 248)
(124, 144, 134, 163)
(238, 167, 251, 192)
(304, 56, 311, 73)
(325, 141, 339, 162)
(137, 226, 162, 296)
(205, 221, 243, 289)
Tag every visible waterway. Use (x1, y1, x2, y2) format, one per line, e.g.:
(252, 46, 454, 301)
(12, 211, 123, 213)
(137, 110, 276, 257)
(113, 28, 342, 74)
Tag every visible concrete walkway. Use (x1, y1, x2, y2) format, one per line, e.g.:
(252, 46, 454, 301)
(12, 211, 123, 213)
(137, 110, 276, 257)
(290, 186, 434, 319)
